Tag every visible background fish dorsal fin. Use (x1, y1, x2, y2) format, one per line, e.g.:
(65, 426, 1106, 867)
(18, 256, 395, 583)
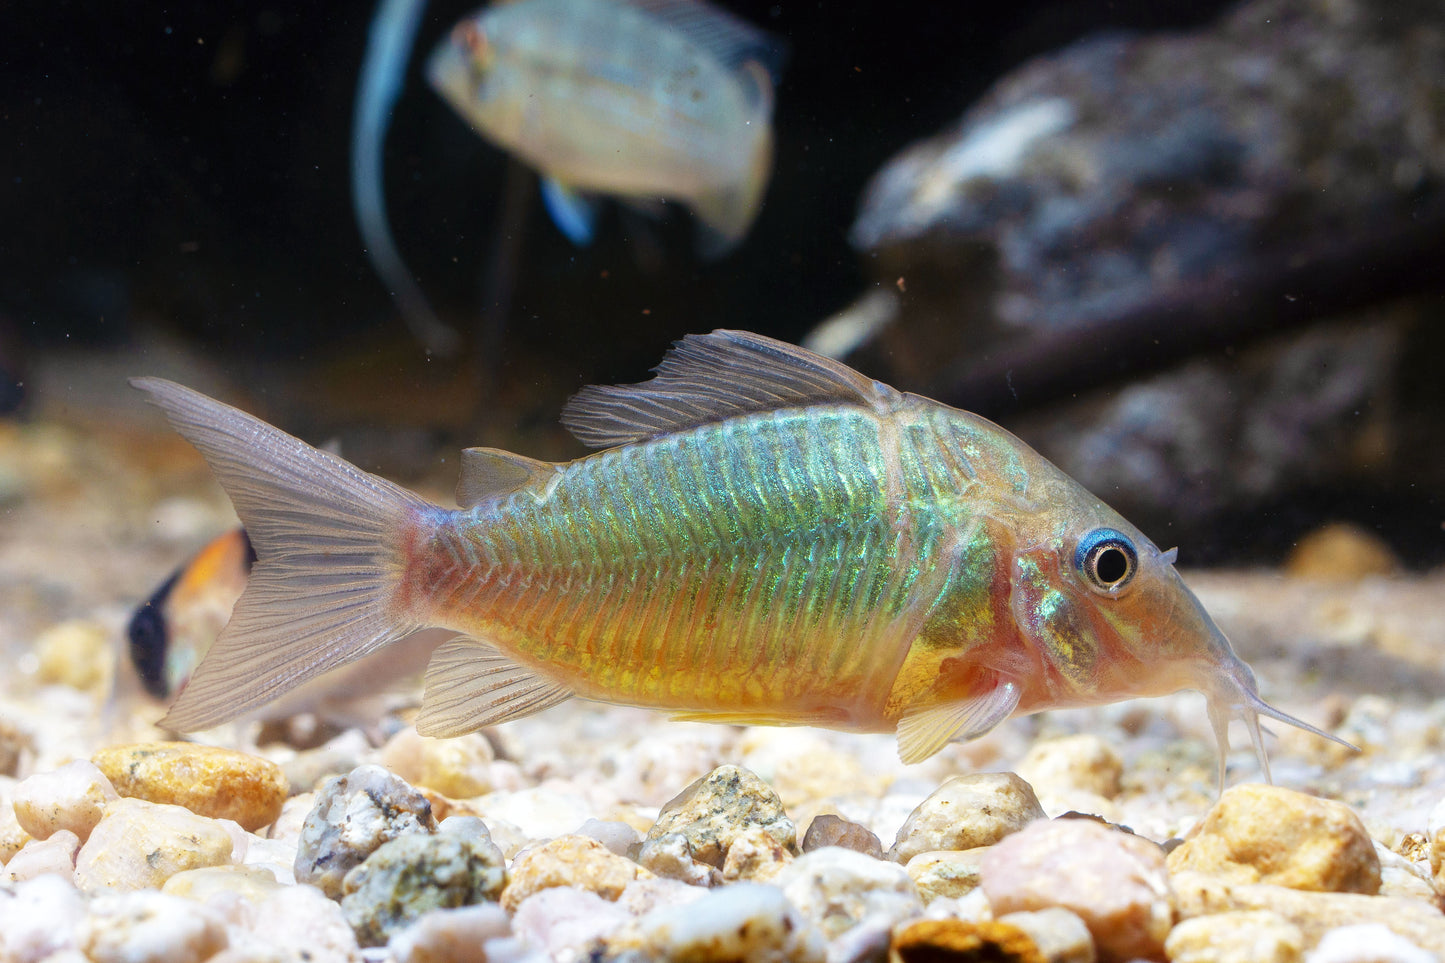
(457, 448, 561, 507)
(625, 0, 787, 81)
(560, 329, 900, 448)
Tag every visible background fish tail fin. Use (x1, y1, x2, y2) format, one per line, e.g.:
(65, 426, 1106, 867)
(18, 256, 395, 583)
(131, 377, 437, 731)
(352, 0, 460, 355)
(692, 118, 773, 258)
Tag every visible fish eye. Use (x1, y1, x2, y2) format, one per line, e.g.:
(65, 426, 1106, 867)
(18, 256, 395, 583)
(1075, 528, 1138, 593)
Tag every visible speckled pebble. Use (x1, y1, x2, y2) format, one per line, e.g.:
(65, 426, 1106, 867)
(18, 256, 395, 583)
(33, 620, 112, 693)
(610, 882, 827, 963)
(637, 831, 717, 886)
(77, 890, 229, 963)
(641, 765, 797, 879)
(906, 847, 989, 903)
(888, 772, 1045, 864)
(5, 828, 79, 882)
(381, 727, 497, 799)
(802, 813, 884, 859)
(294, 764, 436, 898)
(341, 826, 507, 946)
(388, 903, 513, 963)
(1305, 923, 1437, 963)
(982, 817, 1173, 962)
(1018, 735, 1123, 801)
(501, 834, 647, 912)
(996, 908, 1096, 963)
(774, 845, 921, 940)
(1166, 785, 1380, 894)
(721, 824, 794, 882)
(1164, 910, 1304, 963)
(890, 918, 1044, 963)
(92, 742, 288, 833)
(1170, 871, 1445, 957)
(12, 760, 118, 841)
(75, 797, 238, 894)
(0, 873, 88, 963)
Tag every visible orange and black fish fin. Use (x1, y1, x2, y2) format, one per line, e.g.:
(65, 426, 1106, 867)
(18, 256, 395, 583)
(457, 448, 563, 508)
(895, 680, 1021, 765)
(561, 330, 903, 448)
(416, 637, 574, 737)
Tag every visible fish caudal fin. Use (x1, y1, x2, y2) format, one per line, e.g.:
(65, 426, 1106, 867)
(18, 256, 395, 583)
(131, 378, 436, 731)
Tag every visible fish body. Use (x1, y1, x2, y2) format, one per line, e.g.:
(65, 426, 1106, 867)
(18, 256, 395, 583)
(134, 331, 1346, 769)
(427, 0, 780, 250)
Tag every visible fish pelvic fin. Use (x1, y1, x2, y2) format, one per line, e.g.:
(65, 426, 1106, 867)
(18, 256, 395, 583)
(131, 378, 437, 731)
(417, 637, 574, 736)
(896, 679, 1021, 765)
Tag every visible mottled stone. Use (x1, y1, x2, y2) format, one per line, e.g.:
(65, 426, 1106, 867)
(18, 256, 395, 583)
(721, 824, 793, 882)
(890, 919, 1044, 963)
(640, 765, 796, 883)
(802, 814, 884, 860)
(637, 831, 716, 886)
(501, 834, 647, 912)
(996, 908, 1096, 963)
(93, 742, 288, 833)
(774, 845, 922, 940)
(1167, 785, 1380, 894)
(889, 772, 1045, 864)
(4, 829, 79, 882)
(294, 764, 436, 898)
(78, 890, 229, 963)
(1306, 923, 1436, 963)
(12, 760, 118, 841)
(906, 847, 989, 903)
(388, 903, 512, 963)
(982, 818, 1172, 962)
(1165, 910, 1304, 963)
(1171, 871, 1445, 956)
(75, 797, 237, 893)
(1017, 735, 1123, 801)
(612, 882, 827, 963)
(342, 826, 506, 946)
(0, 874, 88, 963)
(381, 728, 496, 799)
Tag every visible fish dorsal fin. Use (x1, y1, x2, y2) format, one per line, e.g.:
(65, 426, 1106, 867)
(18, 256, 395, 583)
(561, 329, 901, 448)
(416, 637, 575, 737)
(457, 448, 562, 508)
(896, 679, 1020, 764)
(625, 0, 787, 80)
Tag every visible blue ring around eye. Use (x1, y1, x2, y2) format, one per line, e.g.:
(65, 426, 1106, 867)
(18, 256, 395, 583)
(1074, 528, 1139, 587)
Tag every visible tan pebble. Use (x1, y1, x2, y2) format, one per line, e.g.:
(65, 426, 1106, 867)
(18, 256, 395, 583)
(981, 817, 1172, 962)
(1165, 910, 1303, 963)
(889, 772, 1045, 864)
(92, 742, 288, 833)
(907, 848, 989, 903)
(5, 829, 81, 882)
(1171, 870, 1445, 956)
(1426, 796, 1445, 891)
(12, 760, 118, 842)
(995, 908, 1096, 963)
(1018, 735, 1123, 800)
(1285, 522, 1399, 581)
(380, 727, 496, 799)
(1166, 785, 1380, 894)
(75, 797, 236, 893)
(33, 620, 111, 693)
(502, 834, 652, 912)
(890, 918, 1044, 963)
(162, 865, 286, 904)
(802, 813, 884, 859)
(721, 824, 794, 882)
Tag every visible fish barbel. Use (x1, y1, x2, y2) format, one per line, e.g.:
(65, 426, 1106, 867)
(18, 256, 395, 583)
(426, 0, 781, 251)
(133, 331, 1350, 772)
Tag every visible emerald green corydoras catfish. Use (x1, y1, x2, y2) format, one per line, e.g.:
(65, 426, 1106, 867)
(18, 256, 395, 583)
(133, 331, 1349, 772)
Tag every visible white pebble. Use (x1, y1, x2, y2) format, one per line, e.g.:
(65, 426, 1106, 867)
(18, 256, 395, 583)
(5, 829, 80, 882)
(511, 886, 633, 958)
(12, 760, 118, 842)
(0, 873, 88, 963)
(628, 882, 827, 963)
(389, 903, 512, 963)
(773, 846, 921, 939)
(1306, 923, 1436, 963)
(78, 890, 229, 963)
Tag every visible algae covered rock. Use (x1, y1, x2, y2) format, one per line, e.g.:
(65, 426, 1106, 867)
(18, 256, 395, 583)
(639, 765, 796, 885)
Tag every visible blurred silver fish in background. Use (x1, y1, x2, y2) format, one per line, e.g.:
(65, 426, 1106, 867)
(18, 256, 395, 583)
(427, 0, 784, 254)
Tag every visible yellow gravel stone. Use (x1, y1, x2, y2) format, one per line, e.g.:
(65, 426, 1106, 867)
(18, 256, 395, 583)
(501, 835, 652, 912)
(92, 742, 288, 832)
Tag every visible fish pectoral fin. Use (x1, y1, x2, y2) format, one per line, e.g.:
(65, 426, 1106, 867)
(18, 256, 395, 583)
(895, 680, 1021, 765)
(540, 178, 599, 246)
(416, 637, 574, 737)
(457, 448, 562, 507)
